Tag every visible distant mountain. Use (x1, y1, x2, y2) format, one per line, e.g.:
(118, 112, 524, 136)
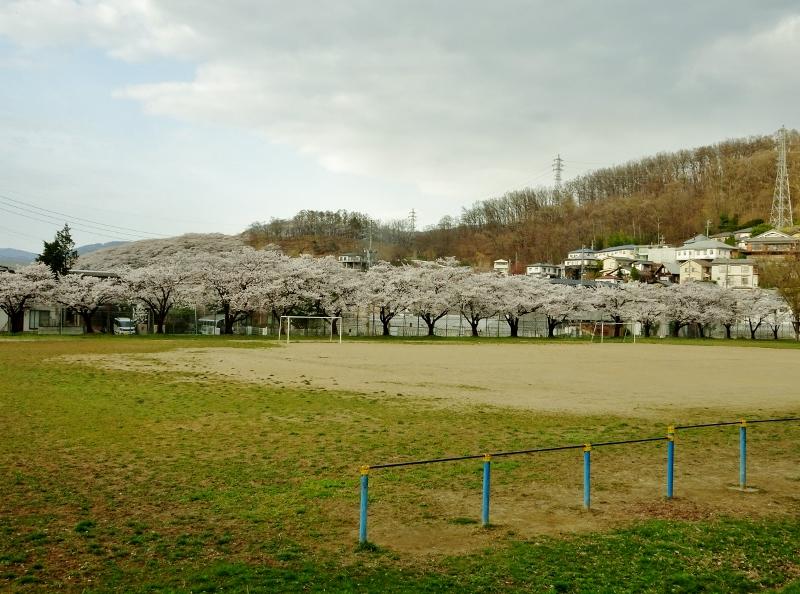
(0, 248, 37, 266)
(77, 241, 129, 255)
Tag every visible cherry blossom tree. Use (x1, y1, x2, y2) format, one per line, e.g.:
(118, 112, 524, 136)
(455, 272, 500, 337)
(194, 248, 270, 334)
(591, 284, 635, 337)
(495, 275, 548, 337)
(0, 263, 54, 333)
(122, 258, 194, 334)
(313, 256, 366, 335)
(620, 283, 666, 338)
(738, 288, 777, 340)
(540, 283, 584, 338)
(763, 292, 790, 340)
(248, 252, 321, 322)
(664, 282, 722, 338)
(359, 261, 412, 335)
(406, 259, 469, 336)
(51, 274, 123, 333)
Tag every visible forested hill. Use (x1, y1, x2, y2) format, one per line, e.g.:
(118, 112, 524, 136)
(415, 132, 798, 270)
(242, 131, 799, 269)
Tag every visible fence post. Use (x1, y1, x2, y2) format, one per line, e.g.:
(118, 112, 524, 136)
(739, 419, 747, 489)
(482, 454, 492, 526)
(666, 425, 675, 499)
(359, 466, 369, 544)
(583, 444, 592, 510)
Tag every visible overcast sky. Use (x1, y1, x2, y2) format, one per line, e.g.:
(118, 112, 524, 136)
(1, 1, 798, 252)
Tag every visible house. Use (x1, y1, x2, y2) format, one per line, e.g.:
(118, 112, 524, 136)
(600, 255, 635, 274)
(676, 239, 735, 262)
(563, 248, 597, 279)
(654, 262, 680, 284)
(596, 245, 639, 260)
(526, 262, 562, 279)
(637, 245, 677, 264)
(710, 259, 759, 288)
(679, 259, 711, 283)
(493, 259, 510, 275)
(740, 230, 800, 257)
(338, 252, 369, 271)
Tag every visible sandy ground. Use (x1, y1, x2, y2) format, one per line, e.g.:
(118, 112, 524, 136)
(68, 342, 800, 418)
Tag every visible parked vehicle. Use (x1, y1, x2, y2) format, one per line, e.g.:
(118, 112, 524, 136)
(113, 317, 136, 335)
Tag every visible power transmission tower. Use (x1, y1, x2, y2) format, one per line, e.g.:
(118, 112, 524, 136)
(408, 208, 417, 232)
(553, 154, 564, 187)
(770, 126, 793, 229)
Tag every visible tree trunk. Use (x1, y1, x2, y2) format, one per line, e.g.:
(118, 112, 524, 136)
(469, 320, 480, 337)
(772, 326, 779, 340)
(421, 314, 436, 336)
(220, 303, 233, 335)
(643, 322, 652, 338)
(547, 317, 558, 338)
(155, 307, 168, 334)
(10, 309, 24, 333)
(749, 320, 760, 340)
(81, 311, 94, 333)
(379, 307, 393, 336)
(613, 316, 622, 337)
(724, 324, 732, 339)
(506, 316, 519, 338)
(697, 323, 705, 338)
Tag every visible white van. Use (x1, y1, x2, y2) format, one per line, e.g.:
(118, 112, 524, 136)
(113, 317, 136, 335)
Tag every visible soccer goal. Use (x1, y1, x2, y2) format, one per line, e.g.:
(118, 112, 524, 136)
(278, 316, 343, 344)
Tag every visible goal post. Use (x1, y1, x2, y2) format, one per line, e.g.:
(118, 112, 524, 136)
(278, 315, 343, 344)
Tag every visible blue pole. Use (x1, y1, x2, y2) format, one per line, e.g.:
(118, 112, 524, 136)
(583, 444, 592, 510)
(666, 425, 675, 499)
(359, 466, 369, 544)
(482, 454, 491, 526)
(739, 420, 747, 489)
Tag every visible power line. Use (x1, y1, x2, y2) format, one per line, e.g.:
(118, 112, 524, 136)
(0, 204, 138, 242)
(0, 193, 168, 238)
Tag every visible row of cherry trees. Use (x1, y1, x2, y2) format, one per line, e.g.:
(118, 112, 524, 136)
(0, 249, 793, 338)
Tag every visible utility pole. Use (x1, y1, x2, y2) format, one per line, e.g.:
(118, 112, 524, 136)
(706, 219, 712, 237)
(770, 126, 793, 229)
(553, 154, 564, 187)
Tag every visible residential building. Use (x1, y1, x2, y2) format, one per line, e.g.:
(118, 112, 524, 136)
(710, 259, 759, 288)
(679, 259, 711, 283)
(338, 252, 369, 271)
(739, 230, 800, 257)
(676, 239, 735, 262)
(526, 263, 562, 279)
(493, 259, 510, 275)
(563, 248, 597, 279)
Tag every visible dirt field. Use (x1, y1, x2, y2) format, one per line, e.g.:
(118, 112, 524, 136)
(68, 341, 800, 419)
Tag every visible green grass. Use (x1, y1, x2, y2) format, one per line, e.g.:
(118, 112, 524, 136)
(1, 337, 799, 592)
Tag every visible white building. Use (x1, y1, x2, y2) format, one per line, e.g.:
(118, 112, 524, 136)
(676, 239, 735, 262)
(526, 263, 562, 279)
(493, 259, 510, 275)
(710, 259, 758, 288)
(637, 245, 677, 264)
(595, 244, 639, 260)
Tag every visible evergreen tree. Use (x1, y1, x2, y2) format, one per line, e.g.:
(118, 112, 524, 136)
(37, 224, 78, 277)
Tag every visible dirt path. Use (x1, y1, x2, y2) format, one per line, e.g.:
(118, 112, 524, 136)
(68, 342, 800, 418)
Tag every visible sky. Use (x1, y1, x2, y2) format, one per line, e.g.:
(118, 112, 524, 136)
(0, 1, 799, 252)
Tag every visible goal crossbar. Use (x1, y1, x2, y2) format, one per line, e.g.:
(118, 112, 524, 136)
(278, 315, 343, 344)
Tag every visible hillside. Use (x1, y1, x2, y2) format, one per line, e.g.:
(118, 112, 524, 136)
(76, 233, 246, 269)
(244, 131, 798, 269)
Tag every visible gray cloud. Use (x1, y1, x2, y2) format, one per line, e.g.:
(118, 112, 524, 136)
(2, 0, 799, 211)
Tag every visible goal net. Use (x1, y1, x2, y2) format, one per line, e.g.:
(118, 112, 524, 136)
(278, 316, 343, 344)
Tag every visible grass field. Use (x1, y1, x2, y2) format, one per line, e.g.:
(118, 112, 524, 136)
(1, 335, 799, 593)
